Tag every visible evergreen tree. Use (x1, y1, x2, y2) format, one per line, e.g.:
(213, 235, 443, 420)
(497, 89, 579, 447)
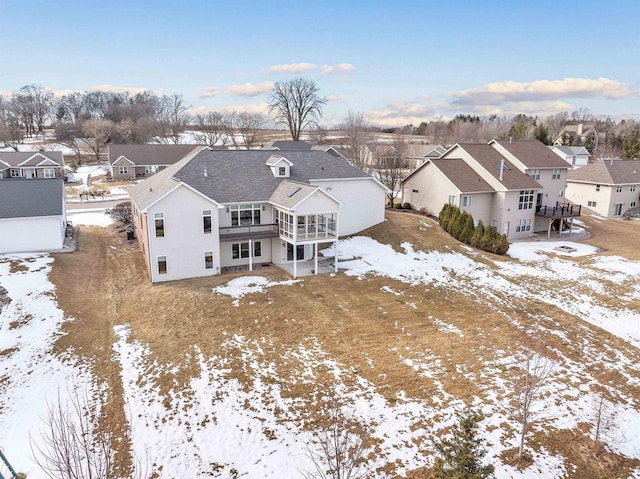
(447, 207, 461, 235)
(432, 407, 495, 479)
(451, 210, 467, 239)
(460, 214, 475, 244)
(439, 203, 451, 223)
(440, 204, 454, 231)
(534, 124, 549, 144)
(480, 225, 494, 251)
(470, 220, 484, 248)
(494, 234, 510, 255)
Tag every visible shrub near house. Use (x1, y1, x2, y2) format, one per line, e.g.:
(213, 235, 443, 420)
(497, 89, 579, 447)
(439, 203, 509, 254)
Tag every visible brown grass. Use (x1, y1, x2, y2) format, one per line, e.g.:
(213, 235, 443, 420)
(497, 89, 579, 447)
(48, 211, 640, 478)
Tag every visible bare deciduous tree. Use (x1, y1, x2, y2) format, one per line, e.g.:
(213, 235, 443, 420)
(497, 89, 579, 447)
(30, 385, 142, 479)
(82, 118, 114, 161)
(224, 111, 264, 149)
(156, 94, 190, 144)
(193, 111, 228, 147)
(340, 111, 374, 171)
(376, 134, 408, 206)
(508, 345, 556, 462)
(268, 77, 327, 141)
(110, 201, 133, 225)
(304, 405, 373, 479)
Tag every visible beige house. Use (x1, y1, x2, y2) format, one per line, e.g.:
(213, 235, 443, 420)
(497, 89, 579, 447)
(402, 140, 580, 240)
(0, 151, 66, 179)
(565, 159, 640, 218)
(108, 144, 201, 181)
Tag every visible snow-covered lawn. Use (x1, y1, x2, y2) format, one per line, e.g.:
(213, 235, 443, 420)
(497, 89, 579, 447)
(67, 210, 116, 227)
(2, 231, 640, 478)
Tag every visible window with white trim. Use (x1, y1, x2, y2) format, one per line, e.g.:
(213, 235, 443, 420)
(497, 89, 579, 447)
(530, 169, 540, 180)
(10, 169, 20, 177)
(157, 256, 167, 274)
(232, 241, 262, 259)
(448, 195, 457, 206)
(204, 251, 214, 269)
(552, 168, 561, 180)
(616, 185, 623, 192)
(43, 168, 55, 178)
(518, 190, 534, 210)
(154, 213, 165, 237)
(588, 201, 597, 207)
(229, 204, 261, 226)
(144, 165, 158, 174)
(631, 185, 637, 192)
(278, 166, 286, 176)
(515, 219, 531, 232)
(614, 203, 623, 216)
(119, 166, 128, 175)
(595, 184, 601, 192)
(203, 210, 212, 234)
(461, 195, 472, 207)
(631, 201, 637, 208)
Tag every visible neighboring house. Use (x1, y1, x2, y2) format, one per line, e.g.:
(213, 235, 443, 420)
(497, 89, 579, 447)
(0, 151, 66, 179)
(552, 123, 605, 151)
(565, 159, 640, 218)
(128, 147, 387, 283)
(108, 144, 201, 181)
(406, 144, 447, 170)
(402, 140, 580, 240)
(549, 145, 590, 167)
(0, 178, 67, 254)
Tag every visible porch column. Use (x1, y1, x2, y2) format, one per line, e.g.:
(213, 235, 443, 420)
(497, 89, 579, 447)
(334, 240, 338, 272)
(293, 241, 297, 279)
(569, 217, 574, 238)
(547, 218, 552, 239)
(249, 239, 253, 272)
(314, 243, 318, 275)
(334, 210, 339, 273)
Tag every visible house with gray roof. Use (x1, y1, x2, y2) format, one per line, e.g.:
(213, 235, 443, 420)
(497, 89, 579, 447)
(0, 178, 67, 254)
(0, 151, 65, 180)
(128, 147, 387, 282)
(565, 159, 640, 218)
(107, 144, 201, 181)
(401, 140, 580, 240)
(549, 145, 590, 167)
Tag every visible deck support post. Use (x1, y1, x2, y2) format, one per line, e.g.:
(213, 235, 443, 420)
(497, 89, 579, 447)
(249, 239, 253, 272)
(293, 242, 297, 279)
(547, 218, 552, 239)
(314, 243, 318, 275)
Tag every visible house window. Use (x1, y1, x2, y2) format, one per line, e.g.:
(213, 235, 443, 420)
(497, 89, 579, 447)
(631, 201, 637, 208)
(616, 185, 623, 193)
(518, 190, 534, 210)
(588, 201, 597, 207)
(516, 219, 531, 232)
(154, 213, 165, 237)
(144, 165, 158, 174)
(412, 189, 419, 193)
(203, 210, 212, 234)
(254, 241, 262, 257)
(43, 168, 55, 178)
(631, 185, 637, 192)
(461, 195, 472, 207)
(278, 166, 286, 176)
(448, 195, 457, 206)
(204, 251, 214, 269)
(157, 256, 167, 274)
(614, 203, 623, 216)
(552, 169, 561, 180)
(119, 166, 128, 175)
(229, 204, 262, 226)
(10, 169, 20, 177)
(595, 184, 601, 192)
(491, 220, 498, 230)
(530, 169, 540, 180)
(232, 241, 261, 259)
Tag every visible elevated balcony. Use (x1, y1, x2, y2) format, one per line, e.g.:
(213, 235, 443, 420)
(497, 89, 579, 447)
(536, 201, 581, 219)
(219, 223, 279, 241)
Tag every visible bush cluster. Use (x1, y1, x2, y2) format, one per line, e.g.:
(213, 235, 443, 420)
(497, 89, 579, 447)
(393, 202, 412, 210)
(438, 203, 509, 254)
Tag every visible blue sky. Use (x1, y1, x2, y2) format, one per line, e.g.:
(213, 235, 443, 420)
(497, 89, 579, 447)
(1, 0, 638, 127)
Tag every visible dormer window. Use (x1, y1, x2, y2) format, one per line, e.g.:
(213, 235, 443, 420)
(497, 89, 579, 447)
(266, 154, 292, 178)
(279, 166, 286, 176)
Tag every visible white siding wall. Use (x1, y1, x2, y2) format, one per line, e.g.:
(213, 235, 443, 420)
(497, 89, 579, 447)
(311, 178, 385, 235)
(0, 216, 65, 253)
(146, 185, 222, 283)
(219, 238, 273, 268)
(566, 182, 640, 218)
(532, 169, 567, 207)
(402, 163, 458, 216)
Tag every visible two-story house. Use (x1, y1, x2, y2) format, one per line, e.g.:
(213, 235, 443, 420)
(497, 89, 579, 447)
(549, 145, 590, 167)
(565, 159, 640, 218)
(401, 140, 580, 240)
(129, 147, 387, 283)
(0, 151, 66, 179)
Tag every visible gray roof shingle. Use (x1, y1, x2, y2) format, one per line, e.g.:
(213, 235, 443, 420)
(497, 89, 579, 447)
(0, 179, 64, 218)
(0, 151, 64, 168)
(431, 159, 495, 193)
(269, 141, 312, 150)
(567, 159, 640, 184)
(108, 144, 201, 166)
(493, 140, 569, 168)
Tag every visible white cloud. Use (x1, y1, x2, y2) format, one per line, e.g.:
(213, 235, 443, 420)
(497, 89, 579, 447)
(452, 77, 637, 106)
(86, 84, 150, 95)
(366, 101, 437, 128)
(200, 87, 218, 98)
(268, 62, 318, 73)
(320, 63, 356, 74)
(326, 95, 344, 101)
(225, 81, 274, 97)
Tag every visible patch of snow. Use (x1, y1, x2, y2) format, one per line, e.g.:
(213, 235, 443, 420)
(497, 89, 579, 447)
(67, 210, 115, 227)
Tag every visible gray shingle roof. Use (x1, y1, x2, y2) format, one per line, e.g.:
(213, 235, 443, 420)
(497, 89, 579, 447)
(270, 141, 312, 150)
(108, 144, 201, 166)
(458, 144, 541, 190)
(567, 159, 640, 184)
(268, 181, 319, 209)
(0, 179, 64, 219)
(0, 151, 64, 168)
(493, 140, 569, 168)
(173, 149, 371, 204)
(430, 159, 495, 193)
(551, 146, 590, 156)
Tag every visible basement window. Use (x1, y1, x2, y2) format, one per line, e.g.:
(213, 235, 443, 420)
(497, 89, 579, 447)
(157, 256, 167, 274)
